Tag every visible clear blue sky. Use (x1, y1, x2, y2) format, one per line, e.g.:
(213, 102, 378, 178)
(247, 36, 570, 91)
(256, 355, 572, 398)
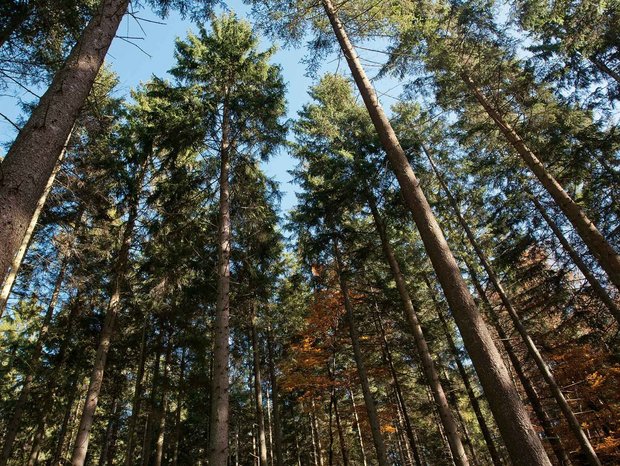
(0, 1, 403, 213)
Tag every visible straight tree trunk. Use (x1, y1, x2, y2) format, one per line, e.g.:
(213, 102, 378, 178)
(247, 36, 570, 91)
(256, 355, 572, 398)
(251, 312, 269, 466)
(141, 337, 164, 466)
(347, 387, 368, 466)
(52, 376, 82, 466)
(332, 391, 349, 466)
(310, 398, 324, 466)
(171, 349, 186, 466)
(320, 2, 550, 463)
(434, 305, 503, 466)
(425, 150, 601, 466)
(98, 397, 119, 466)
(528, 193, 620, 324)
(154, 340, 173, 466)
(266, 330, 284, 466)
(208, 97, 232, 466)
(125, 318, 149, 466)
(0, 0, 129, 285)
(0, 252, 69, 466)
(70, 156, 148, 466)
(463, 261, 572, 466)
(460, 72, 620, 292)
(333, 241, 389, 466)
(367, 194, 468, 466)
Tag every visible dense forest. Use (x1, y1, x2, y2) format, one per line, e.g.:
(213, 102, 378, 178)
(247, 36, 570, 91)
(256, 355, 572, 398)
(0, 0, 619, 465)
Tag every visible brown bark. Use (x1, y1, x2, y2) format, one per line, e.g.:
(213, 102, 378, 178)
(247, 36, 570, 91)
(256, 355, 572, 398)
(464, 260, 572, 466)
(208, 97, 232, 465)
(460, 72, 620, 293)
(319, 2, 550, 463)
(528, 193, 620, 325)
(332, 390, 349, 466)
(425, 150, 601, 466)
(70, 155, 148, 466)
(171, 349, 186, 466)
(154, 339, 173, 466)
(266, 329, 284, 466)
(0, 0, 129, 286)
(251, 312, 269, 466)
(98, 397, 119, 466)
(333, 241, 389, 466)
(141, 337, 163, 466)
(367, 194, 467, 466)
(347, 387, 368, 466)
(52, 376, 81, 466)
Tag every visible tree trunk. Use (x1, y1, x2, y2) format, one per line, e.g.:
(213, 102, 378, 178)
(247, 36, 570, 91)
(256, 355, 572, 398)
(0, 135, 69, 318)
(171, 349, 186, 466)
(0, 252, 69, 466)
(0, 0, 129, 285)
(425, 150, 601, 466)
(333, 241, 389, 466)
(310, 398, 324, 466)
(367, 194, 467, 466)
(348, 387, 368, 466)
(266, 330, 284, 466)
(154, 339, 173, 466)
(125, 318, 149, 466)
(464, 261, 572, 466)
(434, 305, 503, 466)
(528, 193, 620, 325)
(98, 397, 119, 466)
(251, 312, 269, 466)
(320, 2, 550, 463)
(142, 337, 164, 466)
(332, 390, 349, 466)
(208, 96, 232, 466)
(589, 55, 620, 85)
(52, 376, 81, 466)
(70, 156, 147, 466)
(460, 72, 620, 292)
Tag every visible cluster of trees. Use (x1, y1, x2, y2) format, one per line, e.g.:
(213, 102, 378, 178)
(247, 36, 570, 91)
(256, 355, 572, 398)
(0, 0, 618, 465)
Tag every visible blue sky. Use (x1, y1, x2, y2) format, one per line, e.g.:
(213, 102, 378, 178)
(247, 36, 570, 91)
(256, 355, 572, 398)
(0, 1, 404, 213)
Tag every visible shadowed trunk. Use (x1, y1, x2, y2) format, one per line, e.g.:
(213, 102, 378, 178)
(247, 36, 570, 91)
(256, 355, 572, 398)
(251, 311, 269, 466)
(266, 329, 284, 466)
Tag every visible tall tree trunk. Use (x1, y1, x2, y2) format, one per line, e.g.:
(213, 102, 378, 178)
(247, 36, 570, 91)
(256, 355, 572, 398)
(434, 304, 503, 466)
(310, 398, 324, 466)
(154, 339, 173, 466)
(528, 193, 620, 324)
(367, 194, 468, 466)
(0, 136, 69, 318)
(333, 241, 389, 466)
(463, 261, 572, 466)
(0, 252, 69, 466)
(208, 97, 232, 466)
(332, 390, 349, 466)
(171, 349, 186, 466)
(52, 375, 82, 466)
(141, 336, 164, 466)
(125, 318, 149, 466)
(251, 311, 269, 466)
(459, 72, 620, 292)
(0, 0, 129, 285)
(425, 150, 601, 466)
(70, 156, 148, 466)
(347, 387, 368, 466)
(98, 397, 119, 466)
(319, 3, 549, 463)
(266, 330, 284, 466)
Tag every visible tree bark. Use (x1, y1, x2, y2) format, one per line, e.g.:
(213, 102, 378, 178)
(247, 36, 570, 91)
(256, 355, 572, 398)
(460, 72, 620, 293)
(171, 349, 186, 466)
(425, 150, 601, 466)
(208, 96, 232, 466)
(528, 193, 620, 325)
(97, 397, 119, 466)
(347, 387, 368, 466)
(70, 155, 147, 466)
(0, 0, 129, 285)
(154, 339, 173, 466)
(319, 2, 550, 463)
(251, 311, 269, 466)
(333, 241, 390, 466)
(0, 134, 69, 318)
(464, 261, 572, 466)
(266, 329, 284, 466)
(332, 390, 349, 466)
(367, 194, 468, 466)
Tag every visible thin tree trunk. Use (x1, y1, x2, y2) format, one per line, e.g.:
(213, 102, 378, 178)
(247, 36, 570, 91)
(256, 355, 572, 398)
(333, 241, 389, 466)
(70, 155, 147, 466)
(171, 349, 186, 466)
(98, 397, 119, 466)
(0, 134, 69, 318)
(367, 194, 467, 466)
(589, 55, 620, 85)
(434, 305, 503, 466)
(251, 311, 269, 466)
(266, 330, 284, 466)
(52, 376, 82, 466)
(394, 392, 415, 466)
(460, 72, 620, 292)
(348, 387, 368, 466)
(208, 96, 232, 466)
(319, 3, 549, 463)
(528, 193, 620, 324)
(125, 318, 149, 466)
(141, 336, 163, 466)
(333, 391, 349, 466)
(425, 150, 601, 466)
(463, 261, 572, 466)
(27, 421, 45, 466)
(0, 0, 129, 285)
(310, 399, 324, 466)
(154, 339, 173, 466)
(0, 252, 69, 466)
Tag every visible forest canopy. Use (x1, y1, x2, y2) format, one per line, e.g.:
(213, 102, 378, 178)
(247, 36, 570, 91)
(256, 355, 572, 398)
(0, 0, 618, 465)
